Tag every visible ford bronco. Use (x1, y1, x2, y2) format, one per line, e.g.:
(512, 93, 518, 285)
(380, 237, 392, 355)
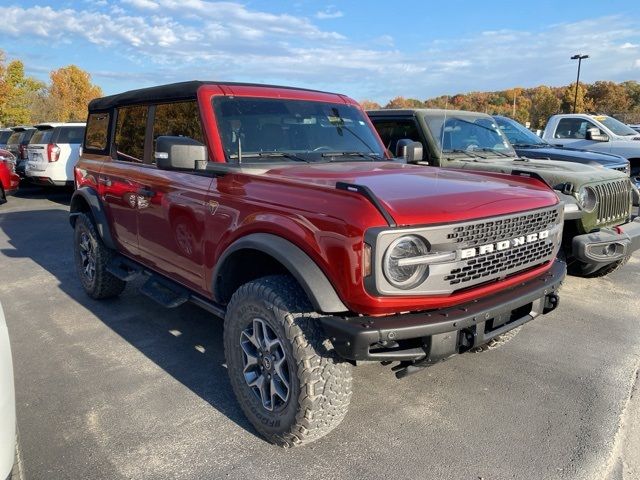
(71, 82, 565, 446)
(368, 108, 640, 278)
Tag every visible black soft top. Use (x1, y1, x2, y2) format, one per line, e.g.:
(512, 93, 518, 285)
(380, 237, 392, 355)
(89, 80, 336, 111)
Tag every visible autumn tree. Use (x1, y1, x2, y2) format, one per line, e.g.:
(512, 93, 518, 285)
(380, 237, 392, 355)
(0, 52, 44, 126)
(586, 81, 630, 114)
(560, 82, 590, 114)
(385, 96, 424, 109)
(529, 86, 561, 129)
(48, 65, 102, 122)
(359, 100, 381, 110)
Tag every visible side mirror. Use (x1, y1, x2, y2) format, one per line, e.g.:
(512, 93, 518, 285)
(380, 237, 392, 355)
(395, 138, 424, 163)
(155, 136, 208, 171)
(586, 128, 609, 142)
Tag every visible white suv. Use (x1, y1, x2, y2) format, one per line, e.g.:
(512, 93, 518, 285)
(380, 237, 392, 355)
(542, 114, 640, 183)
(25, 122, 86, 187)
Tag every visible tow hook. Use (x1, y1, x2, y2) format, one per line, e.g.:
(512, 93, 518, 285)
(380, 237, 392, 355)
(543, 292, 560, 314)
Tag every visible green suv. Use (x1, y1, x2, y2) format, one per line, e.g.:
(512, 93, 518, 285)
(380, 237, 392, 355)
(368, 108, 640, 277)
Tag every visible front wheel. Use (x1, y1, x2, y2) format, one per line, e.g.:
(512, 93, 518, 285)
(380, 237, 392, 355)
(223, 275, 352, 447)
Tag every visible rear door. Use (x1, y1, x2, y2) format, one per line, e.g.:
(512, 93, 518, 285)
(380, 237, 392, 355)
(99, 105, 149, 256)
(135, 100, 213, 291)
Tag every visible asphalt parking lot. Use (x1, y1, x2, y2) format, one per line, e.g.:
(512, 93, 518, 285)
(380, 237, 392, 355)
(1, 188, 639, 480)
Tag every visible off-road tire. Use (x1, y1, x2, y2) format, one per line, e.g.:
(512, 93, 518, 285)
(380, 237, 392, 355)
(224, 275, 353, 447)
(470, 326, 522, 353)
(73, 213, 126, 299)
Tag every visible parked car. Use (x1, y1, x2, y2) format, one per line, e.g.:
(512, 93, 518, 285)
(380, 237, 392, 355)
(542, 114, 640, 183)
(0, 302, 16, 480)
(493, 115, 632, 180)
(25, 122, 86, 187)
(0, 149, 20, 204)
(367, 108, 640, 277)
(628, 124, 640, 134)
(6, 126, 36, 179)
(0, 129, 12, 150)
(71, 81, 565, 446)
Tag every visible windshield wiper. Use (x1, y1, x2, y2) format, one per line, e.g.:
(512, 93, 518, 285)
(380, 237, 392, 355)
(231, 151, 310, 162)
(514, 143, 548, 148)
(477, 148, 513, 158)
(443, 149, 483, 160)
(321, 151, 385, 161)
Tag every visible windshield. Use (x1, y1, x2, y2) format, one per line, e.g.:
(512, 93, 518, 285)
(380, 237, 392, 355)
(213, 97, 385, 162)
(494, 116, 545, 146)
(7, 131, 23, 145)
(424, 114, 515, 156)
(595, 116, 639, 136)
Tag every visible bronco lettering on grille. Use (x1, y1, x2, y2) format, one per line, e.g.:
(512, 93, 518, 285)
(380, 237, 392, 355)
(460, 230, 550, 259)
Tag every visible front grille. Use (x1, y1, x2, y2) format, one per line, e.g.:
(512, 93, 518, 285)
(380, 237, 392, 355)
(594, 179, 631, 225)
(444, 240, 555, 286)
(446, 209, 560, 246)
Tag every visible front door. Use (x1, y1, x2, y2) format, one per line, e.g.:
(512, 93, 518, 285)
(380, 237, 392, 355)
(136, 101, 213, 292)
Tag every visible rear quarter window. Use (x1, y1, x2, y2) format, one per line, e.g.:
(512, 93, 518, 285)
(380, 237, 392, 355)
(56, 126, 86, 144)
(0, 131, 11, 143)
(30, 128, 54, 144)
(85, 113, 110, 151)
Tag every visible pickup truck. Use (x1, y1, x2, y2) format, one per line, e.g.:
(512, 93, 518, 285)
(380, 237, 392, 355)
(542, 114, 640, 183)
(493, 115, 633, 182)
(70, 81, 566, 446)
(367, 108, 640, 278)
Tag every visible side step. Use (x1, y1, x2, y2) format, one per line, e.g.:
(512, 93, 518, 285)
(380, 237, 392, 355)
(140, 275, 190, 309)
(107, 257, 143, 281)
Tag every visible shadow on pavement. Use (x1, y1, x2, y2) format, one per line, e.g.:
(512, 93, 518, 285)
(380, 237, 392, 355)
(12, 184, 72, 207)
(0, 207, 256, 438)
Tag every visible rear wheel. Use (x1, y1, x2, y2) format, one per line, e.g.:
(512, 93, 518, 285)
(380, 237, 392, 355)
(73, 213, 126, 299)
(223, 275, 352, 447)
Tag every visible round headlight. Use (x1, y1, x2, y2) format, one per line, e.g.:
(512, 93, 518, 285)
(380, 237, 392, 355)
(383, 235, 429, 289)
(577, 186, 597, 213)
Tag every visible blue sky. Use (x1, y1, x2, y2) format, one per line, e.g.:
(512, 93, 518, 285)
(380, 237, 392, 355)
(1, 0, 639, 103)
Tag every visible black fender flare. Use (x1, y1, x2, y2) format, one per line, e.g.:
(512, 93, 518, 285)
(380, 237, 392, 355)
(213, 233, 349, 314)
(69, 187, 116, 249)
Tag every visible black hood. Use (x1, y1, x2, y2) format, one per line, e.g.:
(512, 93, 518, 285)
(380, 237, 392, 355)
(513, 145, 628, 169)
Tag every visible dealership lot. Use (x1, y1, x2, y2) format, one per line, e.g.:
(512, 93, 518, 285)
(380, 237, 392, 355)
(1, 189, 639, 480)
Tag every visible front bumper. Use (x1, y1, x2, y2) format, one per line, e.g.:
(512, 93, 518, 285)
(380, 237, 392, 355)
(572, 217, 640, 264)
(320, 260, 565, 370)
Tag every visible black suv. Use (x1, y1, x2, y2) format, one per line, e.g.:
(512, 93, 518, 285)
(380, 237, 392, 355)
(6, 126, 36, 178)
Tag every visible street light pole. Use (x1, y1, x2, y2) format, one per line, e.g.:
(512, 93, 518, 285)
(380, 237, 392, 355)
(570, 54, 589, 113)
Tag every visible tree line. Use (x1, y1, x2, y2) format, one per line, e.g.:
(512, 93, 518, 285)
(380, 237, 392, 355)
(360, 81, 640, 128)
(0, 49, 102, 127)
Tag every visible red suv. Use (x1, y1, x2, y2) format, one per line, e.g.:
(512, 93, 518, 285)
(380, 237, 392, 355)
(0, 149, 19, 203)
(70, 81, 566, 446)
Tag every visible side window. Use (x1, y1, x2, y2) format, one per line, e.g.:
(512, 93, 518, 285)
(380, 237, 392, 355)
(370, 119, 421, 156)
(115, 105, 148, 162)
(554, 118, 597, 139)
(152, 101, 204, 164)
(85, 113, 110, 151)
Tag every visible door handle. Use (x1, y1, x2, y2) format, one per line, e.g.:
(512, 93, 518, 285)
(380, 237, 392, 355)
(138, 187, 156, 198)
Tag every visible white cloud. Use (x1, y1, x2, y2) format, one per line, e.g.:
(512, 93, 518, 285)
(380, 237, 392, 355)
(315, 7, 343, 20)
(0, 5, 639, 103)
(122, 0, 159, 9)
